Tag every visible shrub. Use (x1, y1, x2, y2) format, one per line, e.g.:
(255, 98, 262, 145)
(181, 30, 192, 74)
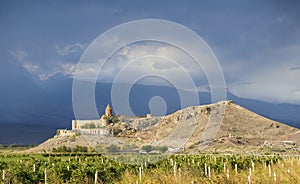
(81, 123, 96, 129)
(141, 145, 153, 153)
(107, 144, 120, 152)
(155, 146, 168, 153)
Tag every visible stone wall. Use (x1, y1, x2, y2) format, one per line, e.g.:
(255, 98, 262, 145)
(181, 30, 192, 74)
(71, 119, 109, 135)
(55, 129, 76, 137)
(72, 119, 107, 130)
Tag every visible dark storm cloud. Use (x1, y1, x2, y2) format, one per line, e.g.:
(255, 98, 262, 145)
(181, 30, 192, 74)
(0, 0, 299, 103)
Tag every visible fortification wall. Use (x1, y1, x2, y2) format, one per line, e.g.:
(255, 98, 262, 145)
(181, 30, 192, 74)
(72, 120, 106, 130)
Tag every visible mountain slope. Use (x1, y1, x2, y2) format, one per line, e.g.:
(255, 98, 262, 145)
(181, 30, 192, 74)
(27, 101, 300, 153)
(1, 65, 299, 145)
(228, 93, 300, 128)
(134, 101, 300, 149)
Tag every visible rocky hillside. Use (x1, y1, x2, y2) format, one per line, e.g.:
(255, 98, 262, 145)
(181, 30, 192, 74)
(26, 101, 300, 153)
(134, 100, 300, 151)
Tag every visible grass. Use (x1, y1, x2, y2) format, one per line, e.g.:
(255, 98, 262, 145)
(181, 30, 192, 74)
(117, 156, 300, 184)
(0, 153, 299, 183)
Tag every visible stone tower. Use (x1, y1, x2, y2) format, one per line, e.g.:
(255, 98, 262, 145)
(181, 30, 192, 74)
(105, 104, 112, 117)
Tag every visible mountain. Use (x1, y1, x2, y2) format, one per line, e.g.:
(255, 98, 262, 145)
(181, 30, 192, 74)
(0, 68, 299, 145)
(132, 100, 300, 152)
(26, 101, 300, 154)
(0, 61, 79, 145)
(0, 61, 71, 145)
(227, 93, 300, 128)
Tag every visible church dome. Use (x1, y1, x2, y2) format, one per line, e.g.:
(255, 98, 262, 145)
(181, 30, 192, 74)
(105, 104, 112, 116)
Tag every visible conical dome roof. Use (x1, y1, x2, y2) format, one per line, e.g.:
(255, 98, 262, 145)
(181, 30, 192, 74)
(105, 104, 112, 116)
(106, 104, 111, 109)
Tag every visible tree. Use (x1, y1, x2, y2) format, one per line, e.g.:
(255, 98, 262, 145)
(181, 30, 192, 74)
(141, 145, 153, 153)
(155, 146, 168, 153)
(73, 145, 88, 152)
(104, 116, 120, 125)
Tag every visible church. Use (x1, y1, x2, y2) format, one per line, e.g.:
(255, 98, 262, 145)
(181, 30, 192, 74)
(70, 104, 113, 135)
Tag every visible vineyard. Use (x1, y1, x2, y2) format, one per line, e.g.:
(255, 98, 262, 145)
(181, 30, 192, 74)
(0, 153, 299, 183)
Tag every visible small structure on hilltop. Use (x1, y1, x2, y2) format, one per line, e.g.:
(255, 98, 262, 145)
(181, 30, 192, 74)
(100, 104, 113, 126)
(58, 103, 158, 138)
(105, 104, 112, 117)
(71, 104, 114, 135)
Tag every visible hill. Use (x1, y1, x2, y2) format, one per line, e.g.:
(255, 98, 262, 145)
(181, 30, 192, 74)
(2, 74, 300, 145)
(25, 101, 300, 154)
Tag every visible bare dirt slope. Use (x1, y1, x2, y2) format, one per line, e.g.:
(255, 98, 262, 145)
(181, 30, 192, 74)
(25, 101, 300, 153)
(23, 134, 90, 153)
(217, 101, 300, 143)
(135, 100, 300, 149)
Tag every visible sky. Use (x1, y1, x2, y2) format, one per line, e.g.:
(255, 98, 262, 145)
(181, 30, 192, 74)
(1, 0, 300, 104)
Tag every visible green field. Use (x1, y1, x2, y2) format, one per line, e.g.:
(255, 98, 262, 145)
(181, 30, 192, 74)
(0, 153, 299, 183)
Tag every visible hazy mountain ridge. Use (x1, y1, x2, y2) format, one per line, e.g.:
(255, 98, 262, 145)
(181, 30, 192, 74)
(0, 70, 299, 145)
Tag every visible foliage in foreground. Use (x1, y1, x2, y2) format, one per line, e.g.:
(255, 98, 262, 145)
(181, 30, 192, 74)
(0, 153, 299, 183)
